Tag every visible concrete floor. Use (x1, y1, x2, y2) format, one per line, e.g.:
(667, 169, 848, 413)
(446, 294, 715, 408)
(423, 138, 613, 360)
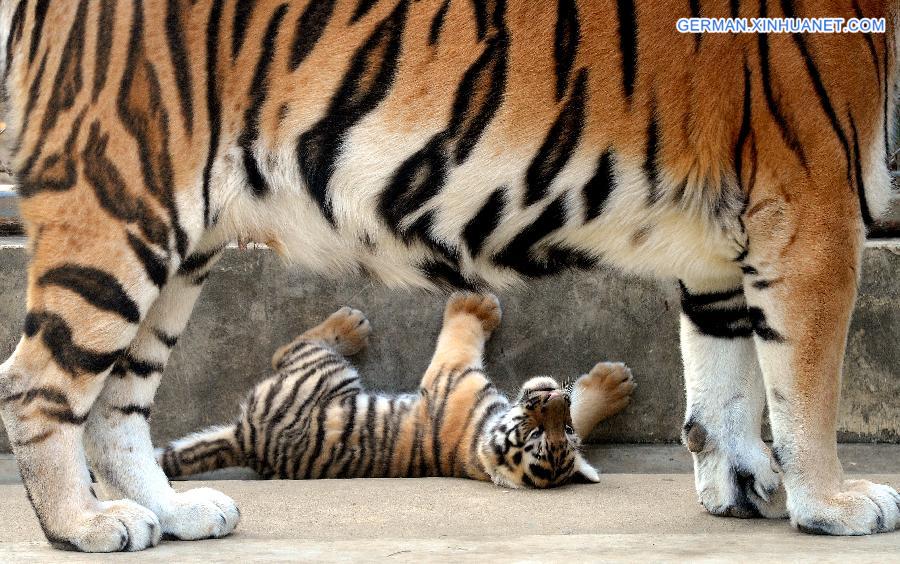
(1, 446, 899, 562)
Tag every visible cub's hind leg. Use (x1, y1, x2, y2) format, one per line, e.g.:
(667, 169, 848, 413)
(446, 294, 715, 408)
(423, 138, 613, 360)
(83, 247, 239, 542)
(0, 225, 165, 552)
(679, 277, 786, 519)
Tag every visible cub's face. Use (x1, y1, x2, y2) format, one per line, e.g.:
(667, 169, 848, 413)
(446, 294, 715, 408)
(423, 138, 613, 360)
(479, 377, 600, 488)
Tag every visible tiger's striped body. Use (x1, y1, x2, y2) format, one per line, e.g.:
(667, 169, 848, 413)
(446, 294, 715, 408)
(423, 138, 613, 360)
(159, 294, 629, 486)
(0, 0, 898, 552)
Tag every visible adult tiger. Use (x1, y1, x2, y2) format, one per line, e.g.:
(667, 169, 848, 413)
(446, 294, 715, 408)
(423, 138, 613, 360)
(0, 0, 897, 552)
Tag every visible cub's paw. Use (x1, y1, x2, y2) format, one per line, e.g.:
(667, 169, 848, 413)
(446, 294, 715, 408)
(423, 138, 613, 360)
(445, 292, 502, 334)
(318, 307, 371, 356)
(793, 480, 900, 535)
(569, 362, 635, 437)
(159, 487, 240, 540)
(583, 362, 635, 410)
(63, 500, 161, 552)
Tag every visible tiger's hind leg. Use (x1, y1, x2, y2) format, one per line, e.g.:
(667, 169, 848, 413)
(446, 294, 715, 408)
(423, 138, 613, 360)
(83, 247, 239, 542)
(679, 277, 787, 519)
(0, 225, 166, 552)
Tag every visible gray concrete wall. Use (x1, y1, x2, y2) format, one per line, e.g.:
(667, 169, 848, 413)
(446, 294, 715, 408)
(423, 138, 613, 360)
(0, 240, 898, 451)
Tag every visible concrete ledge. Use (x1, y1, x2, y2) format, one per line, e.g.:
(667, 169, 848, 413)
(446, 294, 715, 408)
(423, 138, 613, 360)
(0, 240, 898, 451)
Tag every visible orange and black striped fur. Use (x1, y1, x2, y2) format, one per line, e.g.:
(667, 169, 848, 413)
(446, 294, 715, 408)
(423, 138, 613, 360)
(158, 293, 634, 486)
(0, 0, 898, 552)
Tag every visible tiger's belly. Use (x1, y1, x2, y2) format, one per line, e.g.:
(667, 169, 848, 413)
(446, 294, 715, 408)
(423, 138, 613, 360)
(210, 123, 745, 289)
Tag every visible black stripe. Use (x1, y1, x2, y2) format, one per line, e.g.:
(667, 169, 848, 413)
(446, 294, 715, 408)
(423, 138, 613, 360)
(747, 307, 785, 342)
(494, 195, 593, 277)
(18, 108, 86, 197)
(42, 406, 89, 425)
(115, 353, 164, 378)
(363, 396, 382, 478)
(780, 0, 857, 218)
(380, 29, 507, 234)
(679, 283, 752, 339)
(20, 51, 48, 136)
(643, 98, 662, 205)
(38, 265, 140, 324)
(730, 0, 740, 17)
(298, 0, 410, 223)
(92, 0, 116, 103)
(331, 394, 359, 475)
(445, 379, 493, 476)
(301, 398, 332, 479)
(177, 246, 222, 276)
(583, 150, 615, 221)
(203, 0, 225, 226)
(429, 0, 451, 46)
(554, 0, 580, 102)
(127, 232, 169, 288)
(471, 0, 489, 41)
(240, 4, 289, 198)
(81, 122, 172, 248)
(851, 0, 881, 97)
(153, 328, 179, 348)
(848, 114, 873, 226)
(351, 0, 379, 23)
(734, 62, 752, 191)
(450, 30, 508, 164)
(679, 282, 742, 307)
(115, 404, 152, 419)
(28, 0, 50, 65)
(231, 0, 257, 60)
(406, 210, 459, 265)
(615, 0, 637, 102)
(289, 0, 337, 71)
(166, 0, 196, 134)
(4, 386, 69, 407)
(117, 0, 189, 258)
(24, 311, 124, 376)
(688, 0, 701, 51)
(468, 400, 506, 473)
(418, 259, 475, 291)
(5, 1, 26, 82)
(757, 0, 807, 170)
(464, 188, 505, 257)
(39, 0, 88, 135)
(525, 68, 588, 206)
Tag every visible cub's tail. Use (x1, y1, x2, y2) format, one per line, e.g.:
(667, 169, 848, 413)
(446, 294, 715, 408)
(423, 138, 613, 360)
(157, 424, 243, 478)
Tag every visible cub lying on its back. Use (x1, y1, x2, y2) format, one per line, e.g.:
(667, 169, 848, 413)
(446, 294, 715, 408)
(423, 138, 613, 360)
(158, 293, 634, 488)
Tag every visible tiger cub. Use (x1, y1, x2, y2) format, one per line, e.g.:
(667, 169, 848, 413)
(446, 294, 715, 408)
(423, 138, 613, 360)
(158, 293, 634, 487)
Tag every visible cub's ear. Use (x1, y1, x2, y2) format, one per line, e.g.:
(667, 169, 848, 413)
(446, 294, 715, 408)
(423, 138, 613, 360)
(569, 454, 601, 484)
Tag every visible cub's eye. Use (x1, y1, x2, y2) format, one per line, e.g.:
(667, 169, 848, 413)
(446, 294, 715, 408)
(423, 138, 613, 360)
(527, 427, 542, 441)
(524, 397, 539, 410)
(565, 424, 575, 435)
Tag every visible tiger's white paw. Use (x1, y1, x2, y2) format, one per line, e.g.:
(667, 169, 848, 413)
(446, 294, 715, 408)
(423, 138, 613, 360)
(684, 420, 787, 519)
(792, 480, 900, 535)
(62, 500, 161, 552)
(158, 487, 240, 540)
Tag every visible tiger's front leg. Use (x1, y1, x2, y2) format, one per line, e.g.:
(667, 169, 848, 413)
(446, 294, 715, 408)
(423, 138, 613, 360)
(83, 249, 239, 542)
(679, 278, 787, 519)
(0, 225, 166, 552)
